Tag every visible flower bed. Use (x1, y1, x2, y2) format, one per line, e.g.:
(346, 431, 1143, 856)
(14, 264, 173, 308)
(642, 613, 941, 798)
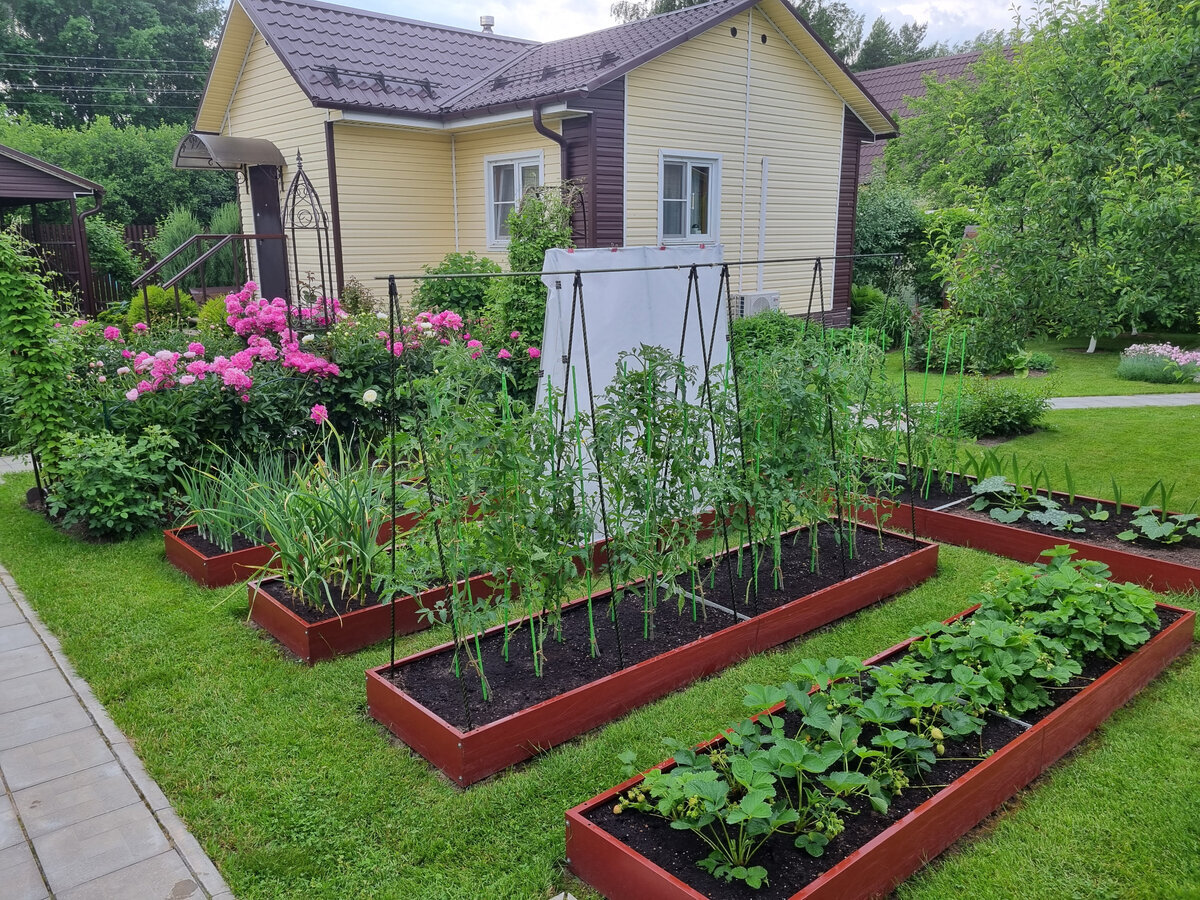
(163, 525, 274, 588)
(365, 527, 937, 786)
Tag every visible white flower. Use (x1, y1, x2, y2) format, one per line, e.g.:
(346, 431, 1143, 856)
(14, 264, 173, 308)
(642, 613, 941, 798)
(362, 388, 378, 404)
(179, 374, 196, 386)
(116, 366, 131, 375)
(301, 333, 316, 344)
(416, 321, 433, 331)
(183, 350, 196, 359)
(375, 311, 387, 320)
(154, 349, 172, 360)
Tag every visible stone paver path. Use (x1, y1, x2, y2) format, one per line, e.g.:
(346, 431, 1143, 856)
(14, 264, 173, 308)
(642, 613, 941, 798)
(0, 457, 232, 900)
(1048, 392, 1200, 410)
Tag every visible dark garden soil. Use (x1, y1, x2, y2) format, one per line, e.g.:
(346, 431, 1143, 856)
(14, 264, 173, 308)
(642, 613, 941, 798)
(584, 604, 1186, 900)
(389, 525, 919, 731)
(259, 578, 388, 625)
(953, 500, 1200, 568)
(868, 463, 975, 509)
(176, 526, 266, 557)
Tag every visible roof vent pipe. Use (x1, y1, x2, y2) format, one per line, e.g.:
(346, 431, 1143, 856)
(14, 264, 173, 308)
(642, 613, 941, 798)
(480, 15, 494, 32)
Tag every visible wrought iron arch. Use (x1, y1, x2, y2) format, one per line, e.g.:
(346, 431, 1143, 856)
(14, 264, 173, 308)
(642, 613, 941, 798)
(282, 151, 336, 329)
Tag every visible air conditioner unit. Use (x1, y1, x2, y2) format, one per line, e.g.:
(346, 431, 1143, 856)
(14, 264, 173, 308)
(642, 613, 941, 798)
(730, 291, 781, 319)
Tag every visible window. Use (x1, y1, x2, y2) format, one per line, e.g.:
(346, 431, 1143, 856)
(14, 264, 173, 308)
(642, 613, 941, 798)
(659, 152, 720, 244)
(486, 152, 543, 246)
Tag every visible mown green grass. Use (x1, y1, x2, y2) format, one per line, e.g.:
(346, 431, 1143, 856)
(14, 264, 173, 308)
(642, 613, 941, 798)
(882, 331, 1200, 404)
(0, 472, 1196, 899)
(975, 407, 1200, 508)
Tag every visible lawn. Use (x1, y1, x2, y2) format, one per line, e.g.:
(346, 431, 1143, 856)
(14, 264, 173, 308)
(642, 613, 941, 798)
(0, 471, 1196, 899)
(882, 331, 1200, 404)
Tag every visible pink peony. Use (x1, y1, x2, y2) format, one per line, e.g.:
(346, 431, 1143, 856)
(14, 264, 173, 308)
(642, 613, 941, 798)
(103, 326, 121, 341)
(309, 404, 329, 425)
(187, 342, 205, 355)
(97, 375, 106, 383)
(467, 340, 483, 349)
(497, 349, 512, 360)
(125, 388, 139, 401)
(133, 322, 148, 333)
(121, 349, 133, 359)
(510, 331, 521, 340)
(527, 347, 541, 359)
(71, 319, 87, 328)
(179, 374, 196, 386)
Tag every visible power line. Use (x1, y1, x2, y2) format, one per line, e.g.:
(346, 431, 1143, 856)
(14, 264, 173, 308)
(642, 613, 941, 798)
(1, 99, 201, 110)
(1, 64, 207, 76)
(4, 85, 201, 95)
(0, 52, 209, 67)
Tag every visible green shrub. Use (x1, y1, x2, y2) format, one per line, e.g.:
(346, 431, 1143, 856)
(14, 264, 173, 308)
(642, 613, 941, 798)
(85, 215, 140, 294)
(853, 180, 924, 290)
(206, 201, 243, 287)
(45, 425, 180, 539)
(907, 307, 1021, 375)
(413, 251, 501, 318)
(850, 283, 886, 319)
(1116, 354, 1178, 383)
(196, 295, 231, 333)
(959, 378, 1049, 438)
(149, 206, 204, 288)
(1028, 350, 1056, 372)
(338, 276, 377, 316)
(858, 286, 912, 348)
(127, 285, 198, 328)
(730, 309, 805, 356)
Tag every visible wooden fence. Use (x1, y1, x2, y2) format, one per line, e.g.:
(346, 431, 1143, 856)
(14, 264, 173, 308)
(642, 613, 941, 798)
(17, 222, 157, 313)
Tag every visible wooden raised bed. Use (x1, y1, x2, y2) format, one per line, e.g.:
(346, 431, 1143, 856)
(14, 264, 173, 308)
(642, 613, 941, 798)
(365, 532, 938, 786)
(249, 573, 514, 665)
(565, 601, 1195, 900)
(860, 493, 1200, 594)
(163, 526, 275, 589)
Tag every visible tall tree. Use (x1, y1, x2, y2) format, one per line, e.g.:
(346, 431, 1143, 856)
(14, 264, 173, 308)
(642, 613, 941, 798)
(0, 0, 222, 127)
(852, 16, 947, 71)
(885, 0, 1200, 345)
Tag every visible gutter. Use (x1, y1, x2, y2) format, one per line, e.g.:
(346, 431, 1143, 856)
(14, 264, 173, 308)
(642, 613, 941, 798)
(533, 102, 570, 185)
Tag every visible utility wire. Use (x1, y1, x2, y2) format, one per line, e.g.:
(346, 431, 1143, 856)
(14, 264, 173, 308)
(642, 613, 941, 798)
(0, 52, 209, 66)
(4, 85, 201, 94)
(0, 65, 207, 76)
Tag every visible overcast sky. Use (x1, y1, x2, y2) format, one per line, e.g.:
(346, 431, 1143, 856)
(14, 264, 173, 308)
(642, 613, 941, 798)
(349, 0, 1023, 48)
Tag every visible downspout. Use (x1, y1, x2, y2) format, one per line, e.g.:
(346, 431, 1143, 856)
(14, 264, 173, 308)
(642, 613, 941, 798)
(77, 188, 105, 316)
(324, 119, 345, 295)
(533, 103, 569, 186)
(739, 8, 753, 292)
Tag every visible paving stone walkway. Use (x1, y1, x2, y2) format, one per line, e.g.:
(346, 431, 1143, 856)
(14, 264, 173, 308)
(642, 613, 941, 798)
(0, 458, 232, 899)
(1047, 392, 1200, 409)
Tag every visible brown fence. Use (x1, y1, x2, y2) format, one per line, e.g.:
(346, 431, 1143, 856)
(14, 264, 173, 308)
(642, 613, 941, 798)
(17, 222, 157, 314)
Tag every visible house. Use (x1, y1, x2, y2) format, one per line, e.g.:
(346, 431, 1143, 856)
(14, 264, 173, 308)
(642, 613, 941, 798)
(187, 0, 895, 323)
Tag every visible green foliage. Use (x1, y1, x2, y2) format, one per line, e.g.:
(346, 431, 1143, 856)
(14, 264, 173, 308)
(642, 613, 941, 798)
(338, 276, 377, 316)
(0, 115, 236, 224)
(885, 0, 1200, 344)
(205, 201, 243, 288)
(852, 16, 946, 72)
(853, 177, 924, 291)
(854, 285, 910, 348)
(84, 215, 140, 294)
(0, 0, 221, 127)
(1116, 353, 1182, 384)
(126, 285, 197, 328)
(730, 309, 806, 356)
(0, 229, 71, 455)
(149, 206, 204, 288)
(959, 378, 1050, 438)
(195, 295, 231, 334)
(1028, 351, 1055, 372)
(413, 251, 501, 318)
(44, 425, 179, 539)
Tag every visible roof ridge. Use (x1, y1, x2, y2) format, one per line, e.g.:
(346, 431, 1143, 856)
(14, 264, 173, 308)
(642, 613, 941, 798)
(241, 0, 536, 44)
(535, 0, 742, 48)
(436, 43, 546, 109)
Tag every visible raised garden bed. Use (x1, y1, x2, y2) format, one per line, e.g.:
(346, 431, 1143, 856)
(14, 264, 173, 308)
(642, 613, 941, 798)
(249, 572, 514, 665)
(164, 525, 275, 588)
(861, 490, 1200, 594)
(365, 525, 938, 786)
(565, 601, 1195, 899)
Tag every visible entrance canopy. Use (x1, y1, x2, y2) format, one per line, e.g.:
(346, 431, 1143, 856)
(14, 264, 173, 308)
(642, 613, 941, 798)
(173, 132, 285, 171)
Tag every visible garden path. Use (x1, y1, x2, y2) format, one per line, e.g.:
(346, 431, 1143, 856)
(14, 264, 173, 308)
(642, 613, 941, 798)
(0, 457, 232, 900)
(1048, 392, 1200, 409)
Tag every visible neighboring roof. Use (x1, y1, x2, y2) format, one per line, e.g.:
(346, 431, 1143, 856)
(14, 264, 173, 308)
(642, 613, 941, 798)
(199, 0, 895, 135)
(0, 143, 104, 207)
(854, 50, 990, 182)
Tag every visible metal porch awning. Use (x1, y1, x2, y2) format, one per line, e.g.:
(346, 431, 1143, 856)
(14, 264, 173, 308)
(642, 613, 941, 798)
(173, 133, 285, 171)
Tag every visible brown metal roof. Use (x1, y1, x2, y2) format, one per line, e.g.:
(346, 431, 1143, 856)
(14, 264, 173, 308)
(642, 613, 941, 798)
(230, 0, 893, 131)
(0, 143, 104, 207)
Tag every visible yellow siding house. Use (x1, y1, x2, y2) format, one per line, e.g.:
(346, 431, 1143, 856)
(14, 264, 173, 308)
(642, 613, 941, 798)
(189, 0, 893, 321)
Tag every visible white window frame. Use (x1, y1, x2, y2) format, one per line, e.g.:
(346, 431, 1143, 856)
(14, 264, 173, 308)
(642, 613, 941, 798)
(485, 150, 544, 248)
(657, 150, 721, 245)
